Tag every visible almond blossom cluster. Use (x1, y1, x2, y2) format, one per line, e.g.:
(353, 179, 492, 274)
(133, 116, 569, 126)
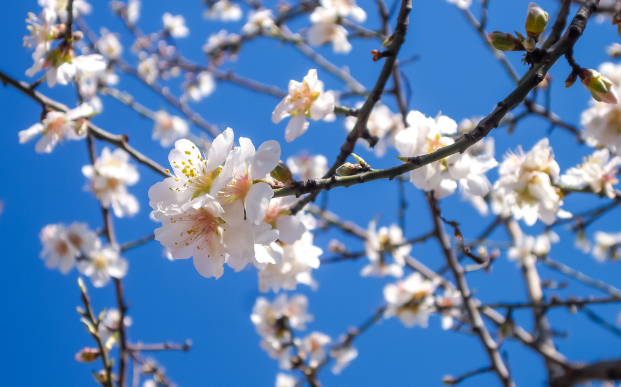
(581, 62, 621, 150)
(395, 110, 497, 199)
(493, 138, 570, 226)
(148, 128, 320, 287)
(39, 222, 127, 287)
(362, 220, 410, 278)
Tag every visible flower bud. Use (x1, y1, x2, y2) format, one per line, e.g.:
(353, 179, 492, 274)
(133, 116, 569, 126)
(487, 31, 522, 52)
(565, 72, 578, 88)
(336, 162, 368, 176)
(525, 2, 549, 39)
(75, 347, 101, 363)
(270, 162, 295, 185)
(522, 36, 536, 52)
(580, 69, 619, 104)
(351, 153, 368, 167)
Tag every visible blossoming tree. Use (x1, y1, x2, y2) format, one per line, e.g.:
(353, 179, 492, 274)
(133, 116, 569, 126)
(5, 0, 621, 386)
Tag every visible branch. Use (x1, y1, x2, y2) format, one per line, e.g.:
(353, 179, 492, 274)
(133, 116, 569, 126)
(426, 194, 515, 387)
(541, 256, 621, 297)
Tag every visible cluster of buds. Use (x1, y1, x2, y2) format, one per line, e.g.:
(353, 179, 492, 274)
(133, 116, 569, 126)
(488, 2, 548, 53)
(577, 69, 619, 104)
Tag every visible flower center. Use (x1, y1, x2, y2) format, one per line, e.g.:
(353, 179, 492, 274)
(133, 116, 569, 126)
(67, 232, 83, 248)
(93, 254, 107, 270)
(55, 240, 69, 256)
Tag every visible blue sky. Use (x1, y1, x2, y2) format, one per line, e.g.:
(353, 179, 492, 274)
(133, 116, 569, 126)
(1, 0, 621, 386)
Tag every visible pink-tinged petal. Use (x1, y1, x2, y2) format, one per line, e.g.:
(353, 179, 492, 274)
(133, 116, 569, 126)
(19, 123, 44, 144)
(235, 137, 256, 166)
(250, 140, 281, 180)
(147, 178, 187, 209)
(222, 221, 255, 261)
(193, 252, 225, 279)
(220, 198, 245, 226)
(276, 215, 306, 244)
(284, 114, 309, 142)
(310, 92, 335, 121)
(35, 133, 59, 153)
(226, 255, 248, 272)
(272, 98, 293, 123)
(254, 222, 279, 245)
(244, 182, 274, 224)
(208, 127, 234, 170)
(58, 256, 75, 274)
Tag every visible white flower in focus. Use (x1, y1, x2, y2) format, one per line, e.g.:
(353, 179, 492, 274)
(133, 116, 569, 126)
(508, 232, 558, 267)
(592, 231, 621, 261)
(396, 111, 481, 198)
(258, 232, 321, 292)
(320, 0, 366, 22)
(275, 373, 297, 387)
(446, 0, 472, 9)
(127, 0, 141, 25)
(362, 220, 409, 278)
(204, 0, 243, 22)
(152, 198, 228, 278)
(436, 288, 463, 330)
(19, 103, 94, 153)
(308, 7, 352, 54)
(383, 272, 436, 328)
(217, 137, 281, 225)
(137, 54, 159, 84)
(262, 197, 308, 244)
(26, 52, 106, 87)
(82, 147, 140, 218)
(223, 221, 280, 272)
(560, 148, 620, 198)
(163, 13, 189, 38)
(345, 103, 405, 157)
(272, 69, 335, 142)
(331, 342, 358, 375)
(23, 9, 57, 61)
(96, 29, 123, 60)
(299, 332, 331, 368)
(251, 294, 313, 338)
(148, 132, 234, 211)
(493, 138, 569, 226)
(287, 153, 328, 181)
(152, 111, 189, 147)
(78, 246, 128, 288)
(242, 9, 277, 35)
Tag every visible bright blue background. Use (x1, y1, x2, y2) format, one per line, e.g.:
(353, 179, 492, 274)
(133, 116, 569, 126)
(1, 0, 621, 386)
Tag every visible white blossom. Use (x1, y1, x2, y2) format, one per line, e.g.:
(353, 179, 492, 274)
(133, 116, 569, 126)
(184, 71, 216, 102)
(262, 197, 308, 244)
(152, 111, 189, 147)
(258, 232, 321, 292)
(383, 272, 436, 328)
(162, 13, 189, 38)
(299, 332, 331, 367)
(493, 138, 570, 226)
(204, 0, 242, 22)
(82, 147, 140, 218)
(275, 373, 297, 387)
(39, 0, 91, 21)
(331, 342, 358, 374)
(78, 246, 128, 287)
(99, 308, 132, 348)
(319, 0, 366, 23)
(26, 52, 106, 87)
(436, 288, 463, 330)
(508, 232, 558, 266)
(127, 0, 140, 25)
(242, 9, 277, 35)
(23, 8, 56, 61)
(203, 30, 240, 55)
(592, 231, 621, 261)
(96, 29, 123, 60)
(272, 69, 335, 142)
(345, 103, 405, 157)
(251, 294, 313, 339)
(217, 137, 281, 226)
(287, 153, 328, 180)
(39, 222, 99, 274)
(560, 148, 620, 198)
(581, 62, 621, 149)
(137, 54, 159, 84)
(19, 103, 94, 153)
(446, 0, 472, 9)
(362, 220, 409, 278)
(308, 7, 352, 54)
